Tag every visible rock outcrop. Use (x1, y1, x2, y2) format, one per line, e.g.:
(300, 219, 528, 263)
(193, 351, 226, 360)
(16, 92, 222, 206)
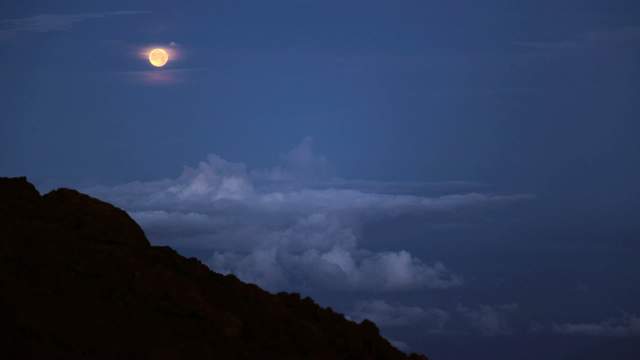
(0, 177, 428, 360)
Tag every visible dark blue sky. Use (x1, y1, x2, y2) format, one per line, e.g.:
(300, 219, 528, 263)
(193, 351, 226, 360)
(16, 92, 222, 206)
(2, 1, 640, 359)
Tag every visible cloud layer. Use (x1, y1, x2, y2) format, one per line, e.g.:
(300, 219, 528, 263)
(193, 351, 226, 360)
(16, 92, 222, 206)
(553, 314, 640, 337)
(88, 138, 531, 293)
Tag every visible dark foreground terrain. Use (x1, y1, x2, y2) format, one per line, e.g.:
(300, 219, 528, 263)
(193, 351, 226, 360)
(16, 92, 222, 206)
(0, 177, 428, 360)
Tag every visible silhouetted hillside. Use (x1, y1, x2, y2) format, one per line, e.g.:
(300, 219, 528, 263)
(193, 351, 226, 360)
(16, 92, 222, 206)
(0, 177, 428, 360)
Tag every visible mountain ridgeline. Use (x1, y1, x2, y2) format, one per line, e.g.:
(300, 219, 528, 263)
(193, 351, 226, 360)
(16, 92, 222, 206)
(0, 177, 429, 360)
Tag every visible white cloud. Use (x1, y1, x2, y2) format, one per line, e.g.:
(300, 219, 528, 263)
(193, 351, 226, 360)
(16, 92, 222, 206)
(457, 303, 519, 336)
(210, 247, 461, 292)
(350, 300, 449, 330)
(88, 138, 531, 293)
(553, 314, 640, 337)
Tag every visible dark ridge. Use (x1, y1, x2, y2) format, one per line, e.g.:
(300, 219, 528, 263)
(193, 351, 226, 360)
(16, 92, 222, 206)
(0, 177, 429, 360)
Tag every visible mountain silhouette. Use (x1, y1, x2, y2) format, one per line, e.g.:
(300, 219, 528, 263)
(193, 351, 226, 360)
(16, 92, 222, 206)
(0, 177, 429, 360)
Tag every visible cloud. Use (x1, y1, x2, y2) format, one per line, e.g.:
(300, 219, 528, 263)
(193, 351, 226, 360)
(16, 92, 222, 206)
(513, 40, 580, 50)
(88, 138, 531, 293)
(0, 11, 149, 38)
(210, 247, 462, 292)
(252, 137, 334, 182)
(350, 300, 449, 330)
(514, 26, 640, 52)
(553, 314, 640, 337)
(388, 339, 410, 353)
(117, 68, 208, 86)
(457, 303, 519, 336)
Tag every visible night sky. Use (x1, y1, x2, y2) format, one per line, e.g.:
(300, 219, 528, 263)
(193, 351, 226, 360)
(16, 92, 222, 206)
(2, 1, 640, 359)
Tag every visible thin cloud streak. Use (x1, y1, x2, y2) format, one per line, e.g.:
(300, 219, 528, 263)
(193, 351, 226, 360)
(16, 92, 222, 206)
(513, 26, 640, 52)
(115, 68, 209, 85)
(0, 11, 150, 37)
(553, 314, 640, 337)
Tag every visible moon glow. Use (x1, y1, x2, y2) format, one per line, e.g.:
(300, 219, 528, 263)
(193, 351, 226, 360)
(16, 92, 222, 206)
(148, 48, 169, 67)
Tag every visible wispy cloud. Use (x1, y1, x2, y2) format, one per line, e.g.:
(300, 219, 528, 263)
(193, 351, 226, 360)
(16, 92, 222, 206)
(0, 11, 149, 38)
(553, 314, 640, 337)
(514, 26, 640, 52)
(457, 303, 519, 336)
(350, 300, 449, 330)
(116, 68, 208, 86)
(513, 41, 580, 50)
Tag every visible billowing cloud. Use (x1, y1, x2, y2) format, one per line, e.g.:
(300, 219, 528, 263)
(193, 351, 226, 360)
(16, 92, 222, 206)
(210, 247, 461, 292)
(0, 11, 149, 37)
(457, 303, 519, 336)
(553, 314, 640, 337)
(350, 300, 449, 330)
(88, 138, 531, 293)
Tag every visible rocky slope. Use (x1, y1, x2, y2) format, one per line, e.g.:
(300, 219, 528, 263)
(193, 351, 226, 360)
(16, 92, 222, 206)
(0, 177, 428, 360)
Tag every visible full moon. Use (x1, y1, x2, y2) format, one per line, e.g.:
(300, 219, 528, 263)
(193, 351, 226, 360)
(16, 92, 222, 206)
(148, 48, 169, 67)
